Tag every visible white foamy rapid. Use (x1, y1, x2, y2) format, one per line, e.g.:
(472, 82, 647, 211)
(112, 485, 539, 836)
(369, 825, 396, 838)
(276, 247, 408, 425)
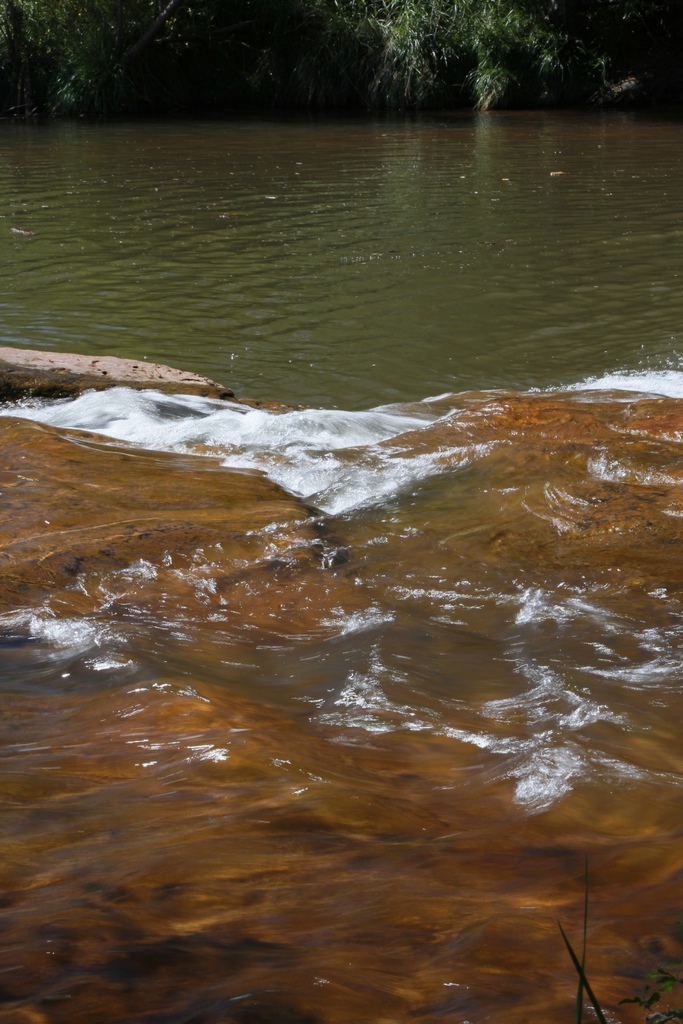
(571, 368, 683, 399)
(6, 367, 683, 512)
(2, 388, 445, 514)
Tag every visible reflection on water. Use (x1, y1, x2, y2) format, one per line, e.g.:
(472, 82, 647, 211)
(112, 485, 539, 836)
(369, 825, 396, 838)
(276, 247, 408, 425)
(2, 375, 683, 1023)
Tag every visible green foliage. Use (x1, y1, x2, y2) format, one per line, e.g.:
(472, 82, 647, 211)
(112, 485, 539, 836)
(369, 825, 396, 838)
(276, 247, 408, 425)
(621, 962, 683, 1022)
(250, 0, 608, 110)
(0, 0, 681, 114)
(49, 0, 124, 115)
(464, 2, 601, 108)
(258, 0, 471, 109)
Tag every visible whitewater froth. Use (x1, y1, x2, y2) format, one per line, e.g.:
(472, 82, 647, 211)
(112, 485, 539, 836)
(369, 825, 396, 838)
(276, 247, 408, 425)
(571, 367, 683, 399)
(2, 387, 445, 514)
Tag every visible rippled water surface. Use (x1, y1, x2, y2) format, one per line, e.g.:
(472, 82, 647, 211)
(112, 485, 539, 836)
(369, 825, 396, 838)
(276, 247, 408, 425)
(2, 111, 683, 406)
(2, 113, 683, 1024)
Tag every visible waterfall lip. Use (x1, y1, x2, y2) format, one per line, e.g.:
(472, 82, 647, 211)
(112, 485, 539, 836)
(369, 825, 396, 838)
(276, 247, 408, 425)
(0, 386, 449, 515)
(0, 385, 438, 448)
(7, 371, 683, 520)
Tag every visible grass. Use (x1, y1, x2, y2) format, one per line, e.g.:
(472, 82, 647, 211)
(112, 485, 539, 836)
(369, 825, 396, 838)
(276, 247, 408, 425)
(557, 861, 609, 1024)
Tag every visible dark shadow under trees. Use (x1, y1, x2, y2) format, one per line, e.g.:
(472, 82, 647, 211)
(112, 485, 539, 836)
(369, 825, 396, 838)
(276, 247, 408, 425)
(0, 0, 681, 116)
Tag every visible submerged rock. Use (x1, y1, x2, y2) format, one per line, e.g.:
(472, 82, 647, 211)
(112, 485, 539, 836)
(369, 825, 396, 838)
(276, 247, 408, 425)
(4, 364, 683, 1024)
(343, 389, 683, 593)
(0, 415, 362, 638)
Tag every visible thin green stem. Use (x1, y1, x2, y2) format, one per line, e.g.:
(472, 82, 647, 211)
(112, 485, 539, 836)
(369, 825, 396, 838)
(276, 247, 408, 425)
(557, 917, 608, 1024)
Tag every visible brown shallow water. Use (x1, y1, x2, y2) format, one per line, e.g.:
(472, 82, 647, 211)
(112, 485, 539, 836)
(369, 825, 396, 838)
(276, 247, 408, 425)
(2, 384, 683, 1023)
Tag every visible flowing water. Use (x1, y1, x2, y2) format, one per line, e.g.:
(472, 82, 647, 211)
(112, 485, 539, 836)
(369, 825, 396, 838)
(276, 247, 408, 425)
(2, 112, 683, 1023)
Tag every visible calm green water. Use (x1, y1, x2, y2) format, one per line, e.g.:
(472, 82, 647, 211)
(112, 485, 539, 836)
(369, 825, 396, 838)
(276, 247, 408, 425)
(2, 111, 683, 407)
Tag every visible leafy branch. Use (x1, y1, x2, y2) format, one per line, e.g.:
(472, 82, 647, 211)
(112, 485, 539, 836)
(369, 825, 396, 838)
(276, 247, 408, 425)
(621, 962, 683, 1023)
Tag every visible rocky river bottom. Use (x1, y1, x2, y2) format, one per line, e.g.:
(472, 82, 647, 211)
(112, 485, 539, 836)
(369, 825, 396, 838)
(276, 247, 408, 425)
(2, 369, 683, 1023)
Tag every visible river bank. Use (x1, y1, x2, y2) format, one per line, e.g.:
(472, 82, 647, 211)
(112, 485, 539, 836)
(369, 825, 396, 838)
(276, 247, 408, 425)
(2, 0, 682, 117)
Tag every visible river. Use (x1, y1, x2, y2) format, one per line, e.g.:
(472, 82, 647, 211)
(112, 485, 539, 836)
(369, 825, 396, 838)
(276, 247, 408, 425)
(1, 111, 683, 1024)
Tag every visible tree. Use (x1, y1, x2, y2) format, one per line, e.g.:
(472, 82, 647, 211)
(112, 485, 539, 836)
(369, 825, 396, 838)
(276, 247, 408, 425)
(120, 0, 187, 69)
(2, 0, 34, 112)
